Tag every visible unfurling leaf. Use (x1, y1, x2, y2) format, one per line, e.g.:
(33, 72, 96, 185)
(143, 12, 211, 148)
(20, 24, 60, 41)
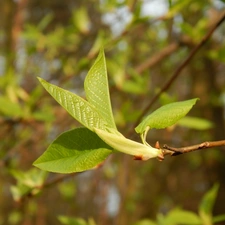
(94, 128, 162, 161)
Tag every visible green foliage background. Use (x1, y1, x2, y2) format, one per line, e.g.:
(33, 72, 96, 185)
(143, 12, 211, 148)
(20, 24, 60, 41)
(0, 0, 225, 224)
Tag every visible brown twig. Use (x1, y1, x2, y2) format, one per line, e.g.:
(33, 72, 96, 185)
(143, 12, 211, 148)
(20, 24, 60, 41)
(162, 140, 225, 157)
(133, 11, 225, 129)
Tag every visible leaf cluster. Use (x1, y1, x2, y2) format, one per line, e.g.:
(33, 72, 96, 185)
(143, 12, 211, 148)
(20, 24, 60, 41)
(34, 50, 198, 173)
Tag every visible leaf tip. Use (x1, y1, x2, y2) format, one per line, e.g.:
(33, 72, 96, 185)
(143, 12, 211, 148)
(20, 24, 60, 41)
(37, 77, 45, 84)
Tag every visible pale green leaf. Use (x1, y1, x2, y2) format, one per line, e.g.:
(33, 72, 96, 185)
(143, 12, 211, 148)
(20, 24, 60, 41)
(33, 128, 112, 173)
(10, 168, 47, 201)
(37, 13, 54, 31)
(10, 184, 31, 202)
(72, 7, 90, 34)
(166, 0, 193, 19)
(164, 208, 202, 225)
(199, 183, 219, 222)
(84, 49, 116, 129)
(177, 116, 213, 130)
(133, 219, 157, 225)
(135, 98, 199, 134)
(213, 214, 225, 224)
(38, 77, 107, 131)
(0, 96, 24, 117)
(10, 168, 47, 188)
(94, 128, 161, 160)
(58, 215, 87, 225)
(87, 31, 106, 58)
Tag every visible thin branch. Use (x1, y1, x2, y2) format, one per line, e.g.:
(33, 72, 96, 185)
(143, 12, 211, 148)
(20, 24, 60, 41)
(133, 11, 225, 129)
(162, 140, 225, 157)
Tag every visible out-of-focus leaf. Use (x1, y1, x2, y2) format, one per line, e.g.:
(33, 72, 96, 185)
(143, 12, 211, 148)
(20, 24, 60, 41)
(58, 181, 76, 199)
(72, 8, 90, 34)
(10, 185, 30, 202)
(122, 80, 146, 94)
(208, 47, 225, 63)
(32, 108, 54, 122)
(177, 116, 214, 130)
(120, 69, 148, 94)
(33, 128, 112, 173)
(166, 0, 193, 19)
(163, 208, 202, 225)
(0, 96, 24, 117)
(58, 216, 96, 225)
(199, 183, 219, 224)
(87, 31, 107, 58)
(58, 215, 87, 225)
(133, 219, 157, 225)
(213, 214, 225, 223)
(37, 13, 54, 31)
(10, 169, 47, 188)
(10, 169, 47, 201)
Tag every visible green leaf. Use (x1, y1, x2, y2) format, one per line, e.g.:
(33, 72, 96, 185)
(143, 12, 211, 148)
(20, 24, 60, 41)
(58, 216, 96, 225)
(33, 128, 112, 173)
(135, 98, 199, 134)
(166, 0, 193, 19)
(72, 7, 90, 34)
(199, 183, 219, 223)
(213, 214, 225, 223)
(164, 208, 202, 225)
(58, 215, 87, 225)
(37, 13, 54, 31)
(38, 77, 107, 131)
(177, 116, 214, 130)
(133, 219, 157, 225)
(10, 168, 47, 201)
(84, 49, 116, 129)
(10, 184, 31, 202)
(10, 168, 47, 188)
(0, 96, 24, 117)
(199, 183, 219, 214)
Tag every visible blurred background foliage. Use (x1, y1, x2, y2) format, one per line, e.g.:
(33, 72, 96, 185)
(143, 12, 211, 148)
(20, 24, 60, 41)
(0, 0, 225, 224)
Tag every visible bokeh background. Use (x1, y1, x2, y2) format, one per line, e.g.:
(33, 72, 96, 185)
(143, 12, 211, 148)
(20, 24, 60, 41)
(0, 0, 225, 224)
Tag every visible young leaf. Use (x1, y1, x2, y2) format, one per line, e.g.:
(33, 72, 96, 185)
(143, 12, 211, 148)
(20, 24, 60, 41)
(94, 128, 162, 160)
(84, 49, 117, 129)
(163, 208, 202, 225)
(33, 128, 112, 173)
(199, 183, 219, 223)
(213, 214, 225, 224)
(177, 116, 213, 130)
(134, 219, 157, 225)
(135, 98, 199, 134)
(38, 77, 107, 131)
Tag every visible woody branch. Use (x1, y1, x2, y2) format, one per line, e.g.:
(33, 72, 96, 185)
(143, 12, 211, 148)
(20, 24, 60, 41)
(161, 140, 225, 157)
